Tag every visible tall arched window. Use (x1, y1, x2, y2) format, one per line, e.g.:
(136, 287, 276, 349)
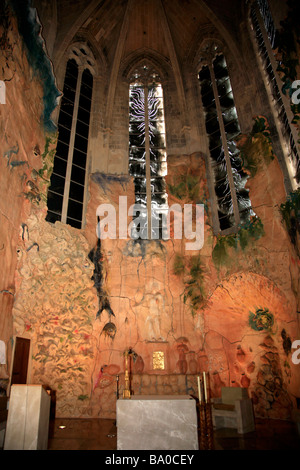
(256, 0, 276, 47)
(250, 1, 300, 190)
(46, 45, 94, 229)
(128, 64, 168, 240)
(198, 44, 254, 233)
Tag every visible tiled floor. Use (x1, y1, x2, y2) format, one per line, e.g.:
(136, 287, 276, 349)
(47, 417, 300, 451)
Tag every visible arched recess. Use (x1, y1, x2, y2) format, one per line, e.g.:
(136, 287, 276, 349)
(202, 271, 299, 419)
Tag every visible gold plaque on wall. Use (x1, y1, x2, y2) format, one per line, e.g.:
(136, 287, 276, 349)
(153, 351, 164, 370)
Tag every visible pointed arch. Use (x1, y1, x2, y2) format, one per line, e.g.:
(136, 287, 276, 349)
(186, 0, 250, 85)
(52, 0, 102, 67)
(121, 49, 170, 85)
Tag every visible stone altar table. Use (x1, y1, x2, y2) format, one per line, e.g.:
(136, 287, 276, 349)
(4, 384, 51, 450)
(116, 395, 199, 450)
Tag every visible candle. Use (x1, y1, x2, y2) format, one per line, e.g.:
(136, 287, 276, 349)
(197, 376, 202, 403)
(203, 372, 207, 403)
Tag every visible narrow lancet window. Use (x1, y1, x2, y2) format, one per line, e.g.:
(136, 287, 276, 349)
(250, 1, 300, 187)
(256, 0, 276, 47)
(129, 65, 168, 239)
(46, 47, 94, 229)
(199, 53, 253, 232)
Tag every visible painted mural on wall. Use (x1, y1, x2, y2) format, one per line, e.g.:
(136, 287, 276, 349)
(10, 146, 299, 420)
(2, 0, 299, 421)
(13, 211, 98, 416)
(0, 1, 60, 399)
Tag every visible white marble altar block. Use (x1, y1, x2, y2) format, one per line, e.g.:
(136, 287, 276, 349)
(4, 385, 51, 450)
(117, 395, 199, 450)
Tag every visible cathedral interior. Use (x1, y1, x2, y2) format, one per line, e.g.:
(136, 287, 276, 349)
(0, 0, 300, 451)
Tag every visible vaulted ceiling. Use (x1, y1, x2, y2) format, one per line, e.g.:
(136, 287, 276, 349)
(35, 0, 245, 72)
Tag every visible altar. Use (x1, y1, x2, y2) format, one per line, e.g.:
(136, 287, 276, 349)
(116, 395, 199, 450)
(4, 385, 50, 450)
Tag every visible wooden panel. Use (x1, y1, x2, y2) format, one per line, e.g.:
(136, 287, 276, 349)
(11, 337, 30, 385)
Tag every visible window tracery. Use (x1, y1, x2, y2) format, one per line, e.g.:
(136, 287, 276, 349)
(198, 42, 254, 233)
(46, 45, 94, 228)
(128, 63, 168, 240)
(250, 1, 300, 189)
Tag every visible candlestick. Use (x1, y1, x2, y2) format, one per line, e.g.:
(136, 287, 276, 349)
(199, 403, 207, 450)
(203, 371, 207, 403)
(197, 376, 202, 403)
(205, 401, 214, 450)
(123, 349, 131, 399)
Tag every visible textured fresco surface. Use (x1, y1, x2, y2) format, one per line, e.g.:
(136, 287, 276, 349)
(1, 1, 299, 421)
(10, 150, 299, 419)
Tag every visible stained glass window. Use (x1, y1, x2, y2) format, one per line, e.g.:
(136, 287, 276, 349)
(129, 66, 168, 239)
(250, 2, 300, 187)
(256, 0, 276, 47)
(199, 54, 253, 232)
